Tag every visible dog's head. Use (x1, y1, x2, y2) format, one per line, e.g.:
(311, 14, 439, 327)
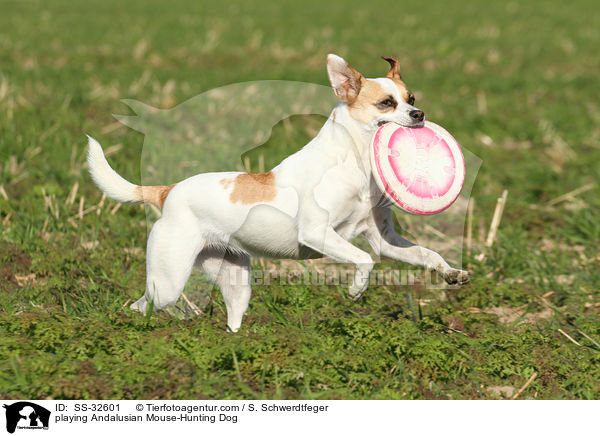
(327, 54, 424, 130)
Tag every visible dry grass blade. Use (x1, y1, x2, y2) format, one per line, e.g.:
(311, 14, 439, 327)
(512, 372, 538, 400)
(78, 196, 84, 219)
(100, 121, 124, 134)
(0, 75, 8, 101)
(104, 144, 122, 157)
(24, 146, 42, 160)
(149, 203, 161, 218)
(66, 182, 79, 205)
(110, 202, 122, 215)
(476, 90, 487, 115)
(41, 187, 50, 210)
(475, 190, 507, 262)
(466, 197, 474, 257)
(547, 183, 595, 206)
(0, 184, 8, 201)
(81, 240, 99, 250)
(96, 193, 106, 215)
(558, 328, 581, 346)
(577, 330, 600, 349)
(41, 187, 59, 219)
(8, 171, 28, 186)
(424, 224, 449, 240)
(2, 213, 12, 227)
(180, 293, 202, 316)
(40, 218, 49, 241)
(8, 155, 25, 175)
(485, 189, 508, 247)
(39, 123, 59, 142)
(74, 205, 98, 219)
(51, 194, 59, 219)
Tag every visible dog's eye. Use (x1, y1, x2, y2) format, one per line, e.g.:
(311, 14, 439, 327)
(376, 97, 397, 110)
(407, 93, 415, 105)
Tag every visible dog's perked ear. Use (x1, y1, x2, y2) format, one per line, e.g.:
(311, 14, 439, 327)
(327, 54, 363, 104)
(382, 56, 401, 80)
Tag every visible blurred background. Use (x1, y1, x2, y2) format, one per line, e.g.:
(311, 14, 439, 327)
(0, 0, 598, 400)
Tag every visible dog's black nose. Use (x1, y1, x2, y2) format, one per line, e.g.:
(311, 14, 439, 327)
(409, 110, 424, 122)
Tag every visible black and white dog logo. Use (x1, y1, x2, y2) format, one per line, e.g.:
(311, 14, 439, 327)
(3, 402, 50, 434)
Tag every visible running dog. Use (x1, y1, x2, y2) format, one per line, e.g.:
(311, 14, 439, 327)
(88, 54, 470, 331)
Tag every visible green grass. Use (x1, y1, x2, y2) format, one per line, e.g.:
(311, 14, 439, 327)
(1, 0, 599, 400)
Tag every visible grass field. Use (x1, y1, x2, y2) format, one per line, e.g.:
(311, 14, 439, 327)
(1, 0, 599, 400)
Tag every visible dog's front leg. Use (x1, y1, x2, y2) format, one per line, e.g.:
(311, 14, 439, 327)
(299, 226, 373, 299)
(365, 207, 470, 285)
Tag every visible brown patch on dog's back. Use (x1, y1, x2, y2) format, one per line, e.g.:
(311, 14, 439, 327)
(229, 172, 276, 204)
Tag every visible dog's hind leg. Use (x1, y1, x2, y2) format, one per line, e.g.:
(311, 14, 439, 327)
(131, 217, 203, 314)
(197, 249, 251, 332)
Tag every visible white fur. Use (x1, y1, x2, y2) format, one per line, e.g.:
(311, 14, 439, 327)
(88, 55, 469, 332)
(87, 135, 140, 204)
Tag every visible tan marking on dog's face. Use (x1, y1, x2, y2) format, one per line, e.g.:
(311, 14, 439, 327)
(381, 56, 414, 104)
(347, 79, 393, 123)
(348, 77, 415, 124)
(389, 77, 414, 105)
(229, 172, 276, 204)
(347, 79, 385, 123)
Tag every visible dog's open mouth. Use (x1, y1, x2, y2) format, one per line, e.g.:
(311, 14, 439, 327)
(377, 121, 390, 127)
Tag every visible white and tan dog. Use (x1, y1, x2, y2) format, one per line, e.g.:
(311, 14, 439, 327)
(88, 54, 469, 332)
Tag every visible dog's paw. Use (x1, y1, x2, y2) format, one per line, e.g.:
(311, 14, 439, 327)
(348, 276, 369, 300)
(348, 288, 364, 301)
(348, 287, 366, 301)
(348, 265, 372, 300)
(443, 269, 471, 285)
(130, 298, 148, 313)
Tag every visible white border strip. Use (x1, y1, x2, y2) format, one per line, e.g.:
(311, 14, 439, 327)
(1, 400, 596, 435)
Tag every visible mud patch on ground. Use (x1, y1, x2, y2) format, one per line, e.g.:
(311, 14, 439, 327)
(0, 242, 32, 290)
(483, 306, 553, 325)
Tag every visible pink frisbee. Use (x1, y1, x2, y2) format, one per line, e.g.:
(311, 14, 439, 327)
(370, 121, 465, 215)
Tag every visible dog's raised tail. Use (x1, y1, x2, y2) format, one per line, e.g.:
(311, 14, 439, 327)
(86, 135, 174, 209)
